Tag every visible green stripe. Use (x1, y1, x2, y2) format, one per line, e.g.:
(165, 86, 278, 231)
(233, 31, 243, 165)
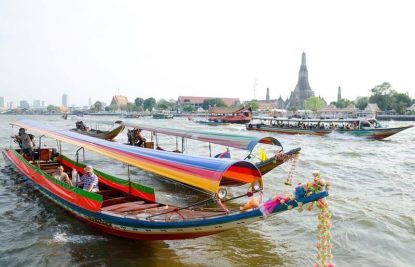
(62, 155, 155, 196)
(12, 150, 103, 202)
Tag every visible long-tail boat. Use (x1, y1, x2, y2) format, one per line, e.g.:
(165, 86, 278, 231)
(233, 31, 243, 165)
(2, 119, 328, 240)
(119, 121, 300, 176)
(208, 106, 252, 124)
(247, 117, 413, 140)
(71, 120, 125, 140)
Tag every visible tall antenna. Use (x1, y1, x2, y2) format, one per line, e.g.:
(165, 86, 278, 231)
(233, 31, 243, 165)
(253, 78, 258, 99)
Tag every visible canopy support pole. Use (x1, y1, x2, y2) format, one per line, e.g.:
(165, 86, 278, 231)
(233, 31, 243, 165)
(127, 164, 131, 195)
(209, 143, 212, 157)
(75, 147, 85, 186)
(37, 135, 45, 168)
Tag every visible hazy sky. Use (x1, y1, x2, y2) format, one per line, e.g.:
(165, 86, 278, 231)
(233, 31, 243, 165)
(1, 0, 414, 106)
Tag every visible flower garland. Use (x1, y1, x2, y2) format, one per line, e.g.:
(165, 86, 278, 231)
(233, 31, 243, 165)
(295, 171, 334, 267)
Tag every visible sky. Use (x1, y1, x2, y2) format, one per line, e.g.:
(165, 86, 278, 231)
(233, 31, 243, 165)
(1, 0, 415, 107)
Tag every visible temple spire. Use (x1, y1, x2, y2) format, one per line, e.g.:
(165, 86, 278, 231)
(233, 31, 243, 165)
(266, 88, 270, 100)
(302, 52, 306, 66)
(337, 86, 342, 102)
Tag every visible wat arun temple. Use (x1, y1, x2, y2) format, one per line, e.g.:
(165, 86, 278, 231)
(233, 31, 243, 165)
(286, 52, 315, 109)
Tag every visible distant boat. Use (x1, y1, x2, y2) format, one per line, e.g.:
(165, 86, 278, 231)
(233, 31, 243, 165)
(71, 121, 125, 140)
(208, 106, 252, 124)
(153, 113, 174, 119)
(247, 117, 413, 140)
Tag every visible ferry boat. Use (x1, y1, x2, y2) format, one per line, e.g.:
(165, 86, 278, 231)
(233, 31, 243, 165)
(246, 117, 413, 140)
(208, 106, 252, 124)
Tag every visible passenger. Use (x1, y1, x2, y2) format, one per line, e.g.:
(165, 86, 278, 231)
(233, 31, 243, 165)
(53, 165, 73, 186)
(16, 128, 35, 159)
(80, 165, 99, 192)
(134, 129, 146, 147)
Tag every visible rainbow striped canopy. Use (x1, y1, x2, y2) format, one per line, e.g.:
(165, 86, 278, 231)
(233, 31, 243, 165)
(12, 119, 262, 194)
(119, 121, 282, 151)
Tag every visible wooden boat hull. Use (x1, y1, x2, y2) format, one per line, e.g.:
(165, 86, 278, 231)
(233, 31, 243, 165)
(71, 125, 125, 140)
(246, 124, 332, 136)
(2, 148, 327, 240)
(334, 125, 413, 140)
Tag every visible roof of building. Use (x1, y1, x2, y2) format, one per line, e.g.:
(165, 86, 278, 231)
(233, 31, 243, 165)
(365, 103, 381, 112)
(110, 95, 128, 107)
(178, 96, 240, 106)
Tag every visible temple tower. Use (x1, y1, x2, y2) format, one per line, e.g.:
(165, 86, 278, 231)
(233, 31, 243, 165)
(266, 88, 270, 100)
(287, 52, 315, 109)
(337, 86, 342, 101)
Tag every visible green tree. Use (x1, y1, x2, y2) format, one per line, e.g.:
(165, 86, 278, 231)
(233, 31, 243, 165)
(245, 99, 259, 111)
(371, 82, 393, 95)
(134, 97, 144, 111)
(355, 97, 369, 110)
(91, 101, 103, 112)
(126, 102, 137, 112)
(334, 98, 354, 108)
(391, 92, 412, 114)
(46, 105, 58, 113)
(201, 98, 227, 110)
(304, 96, 326, 112)
(143, 97, 156, 112)
(156, 99, 171, 110)
(182, 104, 196, 112)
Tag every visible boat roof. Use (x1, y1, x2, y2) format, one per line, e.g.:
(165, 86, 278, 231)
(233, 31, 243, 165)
(12, 119, 262, 194)
(253, 117, 378, 123)
(119, 121, 282, 151)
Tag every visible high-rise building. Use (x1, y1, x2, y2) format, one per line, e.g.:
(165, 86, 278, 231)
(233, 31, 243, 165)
(88, 98, 92, 107)
(33, 99, 41, 108)
(287, 52, 315, 109)
(7, 101, 14, 109)
(62, 94, 68, 107)
(41, 100, 46, 107)
(20, 100, 30, 109)
(0, 96, 5, 108)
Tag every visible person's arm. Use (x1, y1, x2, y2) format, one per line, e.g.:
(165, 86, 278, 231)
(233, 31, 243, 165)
(87, 175, 98, 192)
(64, 173, 73, 186)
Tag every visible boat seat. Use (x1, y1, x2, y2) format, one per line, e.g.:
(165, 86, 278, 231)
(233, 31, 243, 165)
(101, 201, 145, 211)
(114, 203, 160, 214)
(102, 196, 137, 207)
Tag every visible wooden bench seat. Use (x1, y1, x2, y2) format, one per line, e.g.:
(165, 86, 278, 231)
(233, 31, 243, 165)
(101, 201, 145, 211)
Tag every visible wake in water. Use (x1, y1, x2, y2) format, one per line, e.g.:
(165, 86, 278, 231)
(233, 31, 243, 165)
(48, 232, 107, 244)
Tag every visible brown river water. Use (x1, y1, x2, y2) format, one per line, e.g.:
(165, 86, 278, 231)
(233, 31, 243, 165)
(0, 115, 414, 266)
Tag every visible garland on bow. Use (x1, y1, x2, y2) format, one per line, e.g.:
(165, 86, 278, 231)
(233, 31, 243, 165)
(294, 171, 334, 267)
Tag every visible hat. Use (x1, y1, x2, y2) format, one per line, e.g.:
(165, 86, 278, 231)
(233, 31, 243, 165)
(312, 170, 320, 177)
(84, 165, 93, 172)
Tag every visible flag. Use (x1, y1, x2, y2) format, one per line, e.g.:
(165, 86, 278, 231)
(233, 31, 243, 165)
(259, 147, 268, 161)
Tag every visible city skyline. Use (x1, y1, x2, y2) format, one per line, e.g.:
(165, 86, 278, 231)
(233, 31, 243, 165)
(1, 1, 415, 106)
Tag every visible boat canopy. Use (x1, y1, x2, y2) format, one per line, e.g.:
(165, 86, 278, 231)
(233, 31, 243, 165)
(253, 117, 378, 123)
(12, 119, 262, 194)
(119, 121, 282, 151)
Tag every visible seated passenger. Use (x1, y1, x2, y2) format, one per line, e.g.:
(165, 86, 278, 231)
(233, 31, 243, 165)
(80, 165, 99, 192)
(53, 165, 73, 186)
(134, 129, 146, 147)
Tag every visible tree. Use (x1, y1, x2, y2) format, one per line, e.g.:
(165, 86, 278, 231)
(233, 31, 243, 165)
(201, 98, 227, 110)
(46, 105, 58, 113)
(355, 97, 369, 110)
(134, 98, 144, 111)
(143, 97, 156, 112)
(245, 99, 259, 111)
(126, 102, 137, 112)
(182, 104, 196, 112)
(334, 98, 354, 109)
(391, 92, 412, 114)
(304, 96, 326, 112)
(91, 101, 103, 112)
(371, 82, 393, 95)
(156, 99, 171, 110)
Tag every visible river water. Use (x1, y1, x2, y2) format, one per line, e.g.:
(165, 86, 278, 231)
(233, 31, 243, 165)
(0, 115, 414, 267)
